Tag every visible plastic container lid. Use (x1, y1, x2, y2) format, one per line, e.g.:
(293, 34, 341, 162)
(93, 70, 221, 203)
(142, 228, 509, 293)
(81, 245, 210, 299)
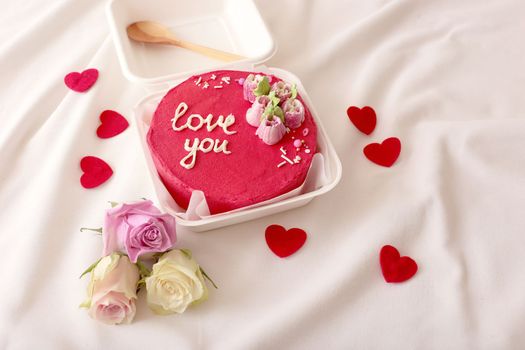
(106, 0, 276, 85)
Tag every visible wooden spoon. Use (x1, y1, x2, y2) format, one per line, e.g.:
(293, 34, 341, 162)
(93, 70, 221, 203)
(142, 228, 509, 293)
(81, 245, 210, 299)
(127, 21, 245, 62)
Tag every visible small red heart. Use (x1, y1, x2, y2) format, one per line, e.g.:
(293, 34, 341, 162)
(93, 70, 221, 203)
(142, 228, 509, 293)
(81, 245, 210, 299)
(80, 156, 113, 189)
(96, 110, 129, 139)
(347, 106, 377, 135)
(265, 224, 307, 258)
(380, 245, 418, 283)
(64, 68, 99, 92)
(363, 137, 401, 167)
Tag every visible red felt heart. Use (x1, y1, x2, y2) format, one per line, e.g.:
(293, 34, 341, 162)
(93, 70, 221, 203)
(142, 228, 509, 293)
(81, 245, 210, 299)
(265, 224, 307, 258)
(347, 106, 377, 135)
(64, 68, 99, 92)
(363, 137, 401, 167)
(380, 245, 418, 283)
(80, 156, 113, 189)
(96, 110, 129, 139)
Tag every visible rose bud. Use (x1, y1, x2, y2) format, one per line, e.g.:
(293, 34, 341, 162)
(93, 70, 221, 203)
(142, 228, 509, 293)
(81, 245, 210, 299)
(80, 254, 139, 325)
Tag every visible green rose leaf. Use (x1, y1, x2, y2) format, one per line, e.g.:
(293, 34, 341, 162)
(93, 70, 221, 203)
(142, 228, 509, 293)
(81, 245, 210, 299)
(79, 299, 91, 309)
(79, 257, 103, 279)
(180, 248, 193, 259)
(135, 260, 151, 278)
(200, 267, 218, 289)
(79, 227, 102, 234)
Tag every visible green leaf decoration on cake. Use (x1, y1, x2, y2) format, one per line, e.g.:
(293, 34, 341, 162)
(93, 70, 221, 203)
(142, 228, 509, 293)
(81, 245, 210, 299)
(262, 104, 285, 123)
(291, 83, 298, 100)
(274, 106, 284, 122)
(254, 76, 270, 96)
(268, 90, 280, 107)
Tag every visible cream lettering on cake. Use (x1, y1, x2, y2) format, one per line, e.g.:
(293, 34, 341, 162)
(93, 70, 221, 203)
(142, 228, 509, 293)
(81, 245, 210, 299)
(171, 102, 236, 169)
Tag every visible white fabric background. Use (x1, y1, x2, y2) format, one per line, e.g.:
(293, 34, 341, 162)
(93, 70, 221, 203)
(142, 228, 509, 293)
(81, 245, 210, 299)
(1, 0, 525, 349)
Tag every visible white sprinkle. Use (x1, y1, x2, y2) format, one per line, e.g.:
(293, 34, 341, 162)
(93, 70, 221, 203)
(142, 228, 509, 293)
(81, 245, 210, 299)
(281, 154, 294, 165)
(291, 137, 295, 139)
(277, 161, 287, 168)
(296, 155, 302, 161)
(296, 148, 300, 151)
(214, 85, 223, 89)
(195, 77, 202, 85)
(280, 147, 287, 155)
(202, 82, 209, 89)
(305, 149, 311, 154)
(210, 74, 216, 80)
(221, 77, 231, 84)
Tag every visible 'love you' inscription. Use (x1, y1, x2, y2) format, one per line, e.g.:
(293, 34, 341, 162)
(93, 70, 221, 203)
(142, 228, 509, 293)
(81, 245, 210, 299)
(171, 102, 236, 169)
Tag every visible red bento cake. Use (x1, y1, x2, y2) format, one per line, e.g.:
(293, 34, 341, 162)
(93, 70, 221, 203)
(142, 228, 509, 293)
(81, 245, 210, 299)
(147, 70, 317, 215)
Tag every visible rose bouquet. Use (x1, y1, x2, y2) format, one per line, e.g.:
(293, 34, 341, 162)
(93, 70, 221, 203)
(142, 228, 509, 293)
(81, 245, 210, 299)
(80, 200, 216, 325)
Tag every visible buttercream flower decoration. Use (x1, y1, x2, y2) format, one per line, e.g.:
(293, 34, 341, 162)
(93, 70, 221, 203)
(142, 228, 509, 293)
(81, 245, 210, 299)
(102, 200, 177, 263)
(243, 74, 270, 103)
(281, 85, 305, 129)
(80, 253, 139, 325)
(243, 79, 306, 144)
(270, 80, 294, 103)
(145, 249, 216, 315)
(255, 93, 286, 145)
(246, 95, 271, 127)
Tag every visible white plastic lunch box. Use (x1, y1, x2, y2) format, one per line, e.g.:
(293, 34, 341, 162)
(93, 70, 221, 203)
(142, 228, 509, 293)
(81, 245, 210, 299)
(106, 0, 342, 231)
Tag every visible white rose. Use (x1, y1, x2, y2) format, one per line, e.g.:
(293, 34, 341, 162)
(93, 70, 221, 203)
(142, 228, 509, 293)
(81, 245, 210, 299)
(81, 253, 139, 325)
(145, 249, 208, 314)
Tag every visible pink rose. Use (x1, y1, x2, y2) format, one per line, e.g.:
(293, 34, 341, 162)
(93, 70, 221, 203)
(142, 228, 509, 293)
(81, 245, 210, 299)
(103, 200, 177, 263)
(81, 254, 139, 325)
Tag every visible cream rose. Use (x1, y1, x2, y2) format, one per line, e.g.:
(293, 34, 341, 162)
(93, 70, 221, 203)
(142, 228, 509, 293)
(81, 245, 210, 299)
(145, 249, 208, 314)
(81, 253, 139, 325)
